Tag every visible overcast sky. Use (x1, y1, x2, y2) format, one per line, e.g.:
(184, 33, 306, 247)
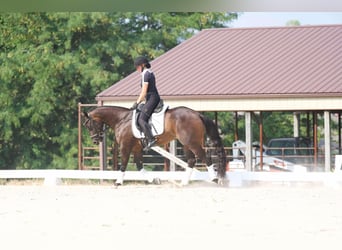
(230, 12, 342, 28)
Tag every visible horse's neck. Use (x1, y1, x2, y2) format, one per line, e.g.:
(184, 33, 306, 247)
(97, 107, 130, 128)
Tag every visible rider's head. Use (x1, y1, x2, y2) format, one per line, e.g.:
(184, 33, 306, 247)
(134, 56, 151, 72)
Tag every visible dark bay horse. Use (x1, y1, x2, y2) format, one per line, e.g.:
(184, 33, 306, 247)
(83, 106, 226, 185)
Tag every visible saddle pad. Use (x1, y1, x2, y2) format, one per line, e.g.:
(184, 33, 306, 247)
(132, 105, 169, 139)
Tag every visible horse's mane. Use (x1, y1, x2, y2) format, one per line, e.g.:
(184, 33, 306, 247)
(87, 106, 130, 115)
(92, 106, 130, 111)
(88, 106, 132, 121)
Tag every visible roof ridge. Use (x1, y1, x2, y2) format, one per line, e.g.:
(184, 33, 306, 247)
(203, 24, 342, 32)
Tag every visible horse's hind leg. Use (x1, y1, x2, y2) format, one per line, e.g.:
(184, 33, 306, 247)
(188, 144, 218, 183)
(182, 146, 197, 185)
(204, 147, 218, 182)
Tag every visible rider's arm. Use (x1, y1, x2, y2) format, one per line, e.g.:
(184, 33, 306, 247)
(137, 82, 148, 104)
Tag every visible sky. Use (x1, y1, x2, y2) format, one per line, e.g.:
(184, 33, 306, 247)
(230, 12, 342, 28)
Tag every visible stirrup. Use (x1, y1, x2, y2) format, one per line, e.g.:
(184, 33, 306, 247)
(143, 138, 157, 151)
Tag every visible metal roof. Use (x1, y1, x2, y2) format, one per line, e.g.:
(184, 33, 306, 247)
(96, 25, 342, 102)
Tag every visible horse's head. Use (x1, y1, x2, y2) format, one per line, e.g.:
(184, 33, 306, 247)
(82, 111, 105, 145)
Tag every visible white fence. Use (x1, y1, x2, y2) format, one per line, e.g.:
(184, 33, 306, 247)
(1, 169, 342, 187)
(1, 152, 342, 187)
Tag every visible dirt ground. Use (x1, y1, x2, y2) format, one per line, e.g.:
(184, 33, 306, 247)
(0, 182, 341, 250)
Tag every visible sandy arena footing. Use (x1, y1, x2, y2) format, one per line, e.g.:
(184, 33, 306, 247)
(0, 183, 341, 250)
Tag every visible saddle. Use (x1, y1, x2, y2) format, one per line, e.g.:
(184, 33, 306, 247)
(132, 100, 169, 139)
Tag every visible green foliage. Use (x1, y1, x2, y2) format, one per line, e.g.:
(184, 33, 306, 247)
(203, 111, 331, 149)
(286, 20, 301, 26)
(0, 12, 238, 169)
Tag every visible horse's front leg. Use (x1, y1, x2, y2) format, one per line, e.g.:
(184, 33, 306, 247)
(115, 147, 131, 186)
(132, 143, 144, 171)
(133, 147, 154, 183)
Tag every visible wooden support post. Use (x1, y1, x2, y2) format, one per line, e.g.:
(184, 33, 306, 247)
(324, 111, 331, 172)
(234, 112, 239, 141)
(97, 100, 106, 171)
(245, 112, 253, 171)
(339, 112, 341, 155)
(259, 112, 263, 171)
(99, 142, 104, 171)
(78, 103, 83, 170)
(306, 112, 310, 138)
(169, 140, 177, 171)
(313, 112, 318, 169)
(293, 112, 300, 138)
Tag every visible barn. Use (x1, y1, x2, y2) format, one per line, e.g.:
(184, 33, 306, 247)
(89, 24, 342, 172)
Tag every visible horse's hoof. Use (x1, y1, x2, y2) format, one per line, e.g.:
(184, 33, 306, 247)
(211, 177, 219, 184)
(140, 168, 154, 183)
(153, 178, 161, 185)
(114, 182, 122, 188)
(217, 178, 225, 186)
(180, 180, 190, 186)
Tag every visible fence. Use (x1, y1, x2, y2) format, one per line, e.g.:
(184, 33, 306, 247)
(1, 169, 342, 188)
(80, 144, 225, 171)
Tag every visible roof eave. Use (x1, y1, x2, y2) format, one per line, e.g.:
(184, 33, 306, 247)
(96, 92, 342, 102)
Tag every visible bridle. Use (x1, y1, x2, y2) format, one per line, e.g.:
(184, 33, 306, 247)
(83, 117, 106, 144)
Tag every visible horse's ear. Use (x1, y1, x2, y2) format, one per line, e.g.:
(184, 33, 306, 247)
(82, 111, 89, 118)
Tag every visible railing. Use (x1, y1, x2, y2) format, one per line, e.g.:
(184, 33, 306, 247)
(81, 145, 230, 171)
(82, 147, 113, 170)
(81, 145, 342, 172)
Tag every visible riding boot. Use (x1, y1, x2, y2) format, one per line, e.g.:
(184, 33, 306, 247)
(140, 122, 157, 151)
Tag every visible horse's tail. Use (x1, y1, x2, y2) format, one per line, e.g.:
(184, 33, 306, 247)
(199, 114, 227, 179)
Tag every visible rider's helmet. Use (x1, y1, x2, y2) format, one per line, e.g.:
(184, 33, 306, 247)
(134, 56, 149, 67)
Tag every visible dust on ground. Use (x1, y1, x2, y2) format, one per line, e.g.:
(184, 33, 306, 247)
(1, 182, 341, 250)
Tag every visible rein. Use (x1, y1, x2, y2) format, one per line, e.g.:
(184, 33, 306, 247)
(115, 111, 132, 129)
(90, 124, 106, 140)
(84, 118, 106, 142)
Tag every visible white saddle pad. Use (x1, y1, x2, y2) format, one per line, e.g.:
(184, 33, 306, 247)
(132, 105, 169, 139)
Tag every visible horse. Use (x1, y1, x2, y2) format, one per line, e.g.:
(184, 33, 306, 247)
(82, 106, 227, 185)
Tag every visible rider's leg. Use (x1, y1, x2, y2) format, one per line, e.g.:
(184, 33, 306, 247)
(138, 95, 160, 150)
(137, 112, 156, 150)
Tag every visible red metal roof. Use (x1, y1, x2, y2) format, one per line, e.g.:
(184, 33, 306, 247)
(96, 25, 342, 101)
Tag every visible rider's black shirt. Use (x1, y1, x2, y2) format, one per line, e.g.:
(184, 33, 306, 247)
(141, 69, 159, 100)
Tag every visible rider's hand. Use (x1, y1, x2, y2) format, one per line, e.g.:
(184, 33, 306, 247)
(130, 102, 138, 110)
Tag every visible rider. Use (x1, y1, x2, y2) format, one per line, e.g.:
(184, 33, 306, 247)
(131, 56, 161, 150)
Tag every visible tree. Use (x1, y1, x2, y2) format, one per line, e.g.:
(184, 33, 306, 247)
(0, 12, 238, 169)
(286, 20, 301, 26)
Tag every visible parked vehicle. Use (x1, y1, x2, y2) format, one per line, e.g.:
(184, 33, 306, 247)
(230, 140, 307, 172)
(265, 137, 313, 166)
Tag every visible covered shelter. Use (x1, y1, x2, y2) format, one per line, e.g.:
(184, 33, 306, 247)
(95, 24, 342, 172)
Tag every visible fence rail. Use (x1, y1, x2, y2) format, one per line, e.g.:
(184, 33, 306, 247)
(81, 144, 334, 171)
(1, 169, 342, 188)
